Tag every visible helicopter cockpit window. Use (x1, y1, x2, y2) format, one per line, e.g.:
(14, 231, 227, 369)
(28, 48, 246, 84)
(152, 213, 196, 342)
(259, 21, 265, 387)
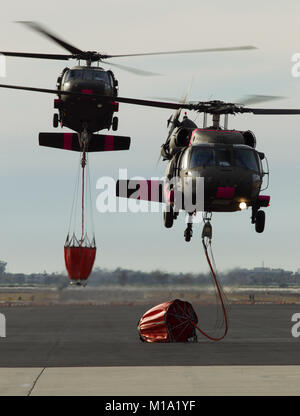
(65, 70, 83, 81)
(83, 70, 109, 82)
(190, 147, 215, 168)
(93, 70, 109, 82)
(215, 148, 232, 167)
(234, 149, 259, 172)
(65, 70, 110, 82)
(83, 70, 94, 81)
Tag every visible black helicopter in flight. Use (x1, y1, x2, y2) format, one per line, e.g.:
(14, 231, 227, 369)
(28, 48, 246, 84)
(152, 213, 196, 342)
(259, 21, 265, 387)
(116, 98, 300, 241)
(0, 21, 257, 155)
(2, 23, 300, 242)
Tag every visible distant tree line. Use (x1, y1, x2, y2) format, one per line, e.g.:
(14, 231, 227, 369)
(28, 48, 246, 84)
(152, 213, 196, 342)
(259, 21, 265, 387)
(0, 260, 299, 287)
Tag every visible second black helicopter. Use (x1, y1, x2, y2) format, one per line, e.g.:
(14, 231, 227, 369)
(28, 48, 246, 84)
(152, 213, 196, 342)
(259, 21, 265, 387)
(116, 99, 300, 241)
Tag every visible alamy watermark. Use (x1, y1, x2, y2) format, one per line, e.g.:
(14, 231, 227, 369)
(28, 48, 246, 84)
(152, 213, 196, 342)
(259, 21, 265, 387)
(0, 54, 6, 78)
(291, 313, 300, 338)
(95, 169, 204, 219)
(291, 54, 300, 78)
(0, 313, 6, 338)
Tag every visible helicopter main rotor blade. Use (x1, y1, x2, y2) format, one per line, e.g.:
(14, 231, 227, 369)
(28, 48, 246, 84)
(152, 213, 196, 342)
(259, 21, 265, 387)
(106, 98, 300, 115)
(1, 83, 190, 110)
(237, 94, 286, 106)
(101, 61, 161, 76)
(155, 94, 287, 106)
(17, 21, 84, 55)
(5, 22, 257, 67)
(1, 83, 300, 115)
(103, 45, 257, 59)
(0, 83, 185, 109)
(0, 83, 76, 96)
(107, 95, 186, 109)
(242, 108, 300, 115)
(0, 51, 72, 60)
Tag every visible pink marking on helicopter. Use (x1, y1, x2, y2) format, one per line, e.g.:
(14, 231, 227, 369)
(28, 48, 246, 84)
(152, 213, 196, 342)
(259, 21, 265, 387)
(258, 195, 270, 206)
(81, 89, 93, 95)
(189, 128, 242, 146)
(111, 101, 119, 112)
(104, 135, 114, 151)
(164, 184, 174, 205)
(189, 129, 199, 146)
(136, 180, 162, 202)
(63, 133, 73, 150)
(137, 180, 151, 201)
(216, 186, 235, 199)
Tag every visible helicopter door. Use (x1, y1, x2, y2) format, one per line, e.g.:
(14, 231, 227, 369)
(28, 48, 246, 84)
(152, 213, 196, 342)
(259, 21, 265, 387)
(165, 159, 174, 179)
(179, 148, 190, 175)
(260, 154, 270, 191)
(173, 150, 185, 177)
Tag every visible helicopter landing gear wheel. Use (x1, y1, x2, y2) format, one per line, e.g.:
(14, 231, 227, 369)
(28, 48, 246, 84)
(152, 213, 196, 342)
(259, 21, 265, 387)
(53, 113, 59, 128)
(184, 213, 194, 242)
(112, 116, 118, 131)
(255, 210, 265, 233)
(184, 223, 193, 242)
(164, 206, 174, 228)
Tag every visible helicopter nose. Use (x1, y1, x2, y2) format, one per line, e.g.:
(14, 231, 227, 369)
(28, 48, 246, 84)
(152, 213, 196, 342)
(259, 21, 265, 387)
(72, 81, 107, 96)
(216, 186, 235, 199)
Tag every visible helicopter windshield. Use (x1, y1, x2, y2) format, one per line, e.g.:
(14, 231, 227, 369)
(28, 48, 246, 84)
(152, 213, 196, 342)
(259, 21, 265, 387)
(65, 70, 83, 81)
(190, 146, 259, 171)
(190, 147, 215, 168)
(65, 69, 109, 82)
(83, 70, 110, 82)
(234, 148, 259, 172)
(215, 148, 232, 167)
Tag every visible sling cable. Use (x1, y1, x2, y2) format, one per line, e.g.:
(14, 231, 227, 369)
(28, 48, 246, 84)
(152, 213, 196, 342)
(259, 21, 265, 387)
(64, 139, 96, 286)
(191, 215, 229, 341)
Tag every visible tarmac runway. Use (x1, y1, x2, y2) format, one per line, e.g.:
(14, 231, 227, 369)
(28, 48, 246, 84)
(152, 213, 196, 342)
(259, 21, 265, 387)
(0, 303, 300, 395)
(0, 303, 299, 367)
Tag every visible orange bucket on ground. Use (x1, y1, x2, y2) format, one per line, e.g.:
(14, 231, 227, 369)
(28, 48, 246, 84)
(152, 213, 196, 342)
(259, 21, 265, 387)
(138, 299, 198, 343)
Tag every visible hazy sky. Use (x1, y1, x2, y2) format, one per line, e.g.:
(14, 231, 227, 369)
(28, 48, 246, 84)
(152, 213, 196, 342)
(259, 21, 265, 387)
(1, 0, 300, 274)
